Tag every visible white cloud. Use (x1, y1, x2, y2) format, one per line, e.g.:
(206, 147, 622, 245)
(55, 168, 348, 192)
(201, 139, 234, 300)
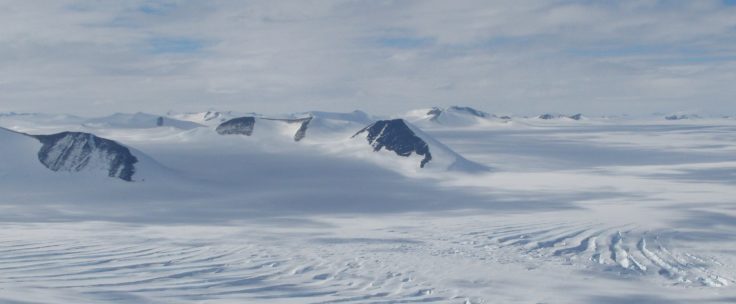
(0, 0, 735, 116)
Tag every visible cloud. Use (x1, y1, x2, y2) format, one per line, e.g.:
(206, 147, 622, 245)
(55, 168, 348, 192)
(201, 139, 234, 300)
(0, 0, 735, 115)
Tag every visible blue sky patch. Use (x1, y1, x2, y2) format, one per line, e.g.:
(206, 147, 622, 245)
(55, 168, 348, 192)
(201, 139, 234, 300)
(139, 1, 177, 15)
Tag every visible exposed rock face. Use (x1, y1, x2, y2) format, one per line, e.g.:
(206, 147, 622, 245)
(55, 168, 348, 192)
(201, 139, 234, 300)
(353, 119, 432, 168)
(216, 117, 256, 135)
(448, 106, 489, 118)
(203, 111, 224, 122)
(293, 117, 312, 142)
(427, 107, 443, 121)
(665, 114, 700, 120)
(538, 113, 583, 120)
(33, 132, 138, 181)
(217, 116, 313, 142)
(538, 114, 556, 120)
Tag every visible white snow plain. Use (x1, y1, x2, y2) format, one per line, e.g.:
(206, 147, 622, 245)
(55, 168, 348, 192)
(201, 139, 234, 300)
(1, 112, 736, 303)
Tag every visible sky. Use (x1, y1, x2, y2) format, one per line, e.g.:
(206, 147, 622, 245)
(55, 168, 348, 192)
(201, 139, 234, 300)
(1, 0, 735, 116)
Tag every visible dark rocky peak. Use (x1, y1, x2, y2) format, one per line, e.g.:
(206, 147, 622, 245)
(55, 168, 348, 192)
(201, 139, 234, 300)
(216, 117, 256, 135)
(32, 132, 138, 182)
(538, 113, 583, 120)
(353, 119, 432, 168)
(665, 114, 700, 120)
(260, 117, 313, 142)
(217, 116, 312, 142)
(448, 106, 490, 118)
(427, 107, 443, 121)
(568, 113, 583, 120)
(538, 114, 557, 120)
(293, 117, 312, 142)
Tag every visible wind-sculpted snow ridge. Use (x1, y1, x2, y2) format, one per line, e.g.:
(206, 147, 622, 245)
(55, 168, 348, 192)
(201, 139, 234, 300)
(32, 132, 138, 181)
(456, 222, 734, 288)
(0, 217, 732, 304)
(0, 223, 461, 304)
(353, 119, 433, 168)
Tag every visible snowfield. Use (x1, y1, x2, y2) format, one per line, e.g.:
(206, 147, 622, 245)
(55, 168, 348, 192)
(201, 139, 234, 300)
(1, 111, 736, 303)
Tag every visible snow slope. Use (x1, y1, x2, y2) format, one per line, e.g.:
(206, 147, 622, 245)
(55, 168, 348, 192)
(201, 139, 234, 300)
(170, 110, 247, 126)
(0, 127, 56, 179)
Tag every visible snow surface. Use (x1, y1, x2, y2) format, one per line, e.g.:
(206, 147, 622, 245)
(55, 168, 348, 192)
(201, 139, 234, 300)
(1, 113, 736, 303)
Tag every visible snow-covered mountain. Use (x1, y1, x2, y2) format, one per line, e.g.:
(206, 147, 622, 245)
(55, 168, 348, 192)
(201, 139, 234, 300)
(665, 114, 701, 120)
(83, 112, 204, 129)
(215, 116, 312, 142)
(352, 119, 487, 172)
(211, 112, 483, 173)
(216, 117, 256, 136)
(353, 119, 433, 168)
(169, 110, 246, 126)
(213, 110, 373, 142)
(33, 132, 139, 181)
(405, 106, 506, 127)
(2, 110, 736, 303)
(0, 127, 161, 182)
(537, 113, 584, 120)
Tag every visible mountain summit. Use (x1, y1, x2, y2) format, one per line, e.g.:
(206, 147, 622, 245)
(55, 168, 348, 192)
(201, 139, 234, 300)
(352, 119, 488, 172)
